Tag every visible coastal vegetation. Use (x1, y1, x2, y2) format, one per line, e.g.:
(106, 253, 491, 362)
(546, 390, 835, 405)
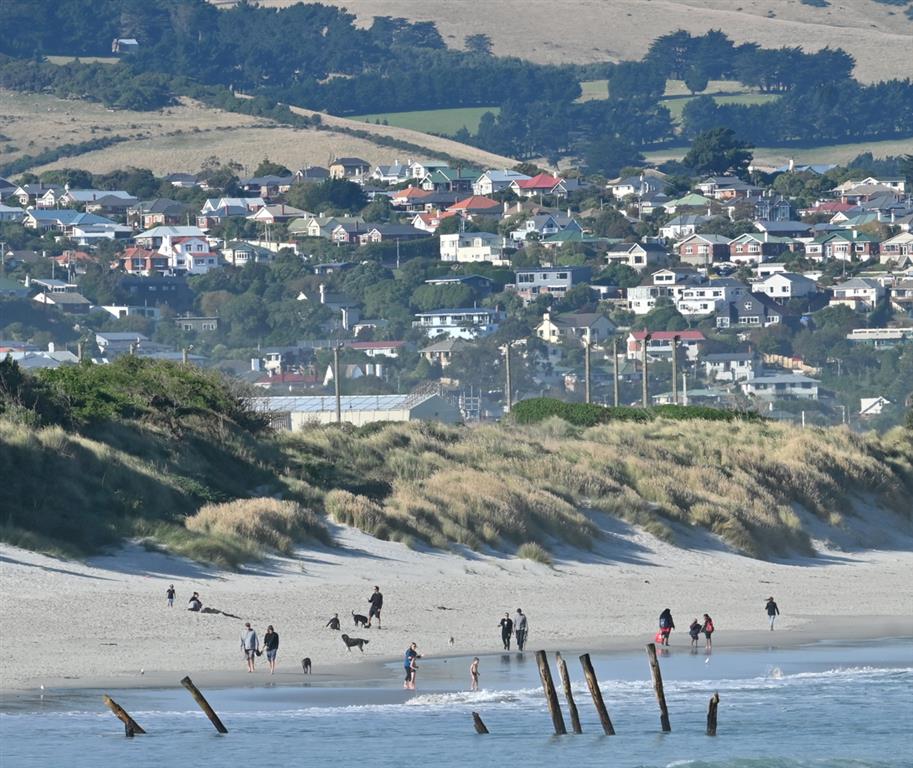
(1, 360, 910, 566)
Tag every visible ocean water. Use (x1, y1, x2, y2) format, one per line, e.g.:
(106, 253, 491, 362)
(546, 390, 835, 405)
(1, 639, 911, 768)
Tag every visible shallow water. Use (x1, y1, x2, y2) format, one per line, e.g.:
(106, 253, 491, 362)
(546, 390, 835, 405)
(2, 639, 911, 768)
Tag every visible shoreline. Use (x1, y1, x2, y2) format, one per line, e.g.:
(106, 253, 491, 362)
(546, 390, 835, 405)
(3, 617, 910, 703)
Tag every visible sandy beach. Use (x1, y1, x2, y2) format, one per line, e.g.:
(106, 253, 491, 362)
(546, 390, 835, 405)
(2, 520, 912, 695)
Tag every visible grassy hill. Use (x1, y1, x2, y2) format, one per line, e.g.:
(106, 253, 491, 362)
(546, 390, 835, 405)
(2, 358, 911, 566)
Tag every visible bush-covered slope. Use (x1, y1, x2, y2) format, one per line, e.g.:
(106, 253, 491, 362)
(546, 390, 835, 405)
(1, 360, 910, 564)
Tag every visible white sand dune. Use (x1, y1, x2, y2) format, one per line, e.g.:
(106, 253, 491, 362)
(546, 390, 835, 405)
(2, 521, 912, 692)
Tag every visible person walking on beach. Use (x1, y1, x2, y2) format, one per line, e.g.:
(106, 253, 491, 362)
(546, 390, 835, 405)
(499, 612, 513, 650)
(766, 597, 780, 631)
(689, 618, 701, 649)
(166, 584, 175, 608)
(403, 642, 420, 690)
(470, 657, 480, 692)
(514, 609, 528, 652)
(241, 622, 259, 673)
(702, 614, 715, 650)
(188, 592, 202, 612)
(368, 586, 383, 629)
(263, 625, 279, 674)
(326, 613, 341, 630)
(659, 608, 675, 646)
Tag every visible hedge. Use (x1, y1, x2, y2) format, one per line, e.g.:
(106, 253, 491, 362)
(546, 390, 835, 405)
(511, 398, 762, 426)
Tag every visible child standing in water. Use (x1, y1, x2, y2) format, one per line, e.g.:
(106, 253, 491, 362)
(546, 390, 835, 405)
(689, 618, 701, 649)
(469, 657, 480, 691)
(702, 614, 715, 649)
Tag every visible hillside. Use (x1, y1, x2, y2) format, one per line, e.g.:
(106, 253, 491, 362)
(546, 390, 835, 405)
(2, 359, 911, 565)
(2, 90, 517, 176)
(246, 0, 913, 84)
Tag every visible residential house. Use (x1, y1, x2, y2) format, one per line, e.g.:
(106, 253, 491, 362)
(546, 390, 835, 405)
(662, 193, 714, 214)
(158, 235, 221, 275)
(755, 262, 790, 279)
(238, 175, 295, 198)
(372, 161, 410, 184)
(15, 183, 63, 207)
(535, 311, 615, 345)
(626, 330, 706, 360)
(675, 234, 732, 266)
(473, 170, 531, 196)
(0, 203, 25, 223)
(626, 283, 670, 315)
(829, 277, 886, 311)
(23, 209, 116, 233)
(135, 225, 206, 248)
(439, 232, 510, 265)
(608, 173, 669, 201)
(740, 373, 819, 400)
(111, 37, 139, 53)
(312, 261, 355, 276)
(358, 223, 430, 245)
(604, 241, 669, 272)
(754, 195, 795, 222)
(676, 277, 748, 317)
(510, 213, 581, 243)
(413, 307, 504, 339)
(408, 161, 449, 180)
(410, 210, 453, 233)
(346, 340, 406, 358)
(846, 327, 913, 346)
(835, 176, 906, 195)
(95, 332, 148, 355)
(200, 197, 266, 215)
(119, 275, 193, 311)
(174, 316, 219, 333)
(100, 305, 160, 321)
(32, 291, 91, 314)
(695, 176, 759, 200)
(59, 189, 135, 208)
(728, 233, 794, 264)
(29, 278, 78, 294)
(293, 166, 330, 184)
(128, 199, 191, 229)
(163, 173, 201, 189)
(890, 279, 913, 314)
(880, 232, 913, 265)
(703, 352, 759, 382)
(221, 241, 274, 267)
(424, 274, 493, 296)
(291, 215, 365, 239)
(197, 203, 253, 229)
(446, 195, 502, 217)
(329, 157, 371, 182)
(753, 220, 812, 238)
(859, 396, 891, 416)
(659, 214, 713, 240)
(509, 173, 566, 198)
(420, 337, 469, 368)
(331, 221, 368, 244)
(716, 292, 784, 328)
(248, 204, 308, 225)
(804, 231, 880, 262)
(420, 167, 479, 193)
(754, 272, 817, 302)
(511, 266, 593, 303)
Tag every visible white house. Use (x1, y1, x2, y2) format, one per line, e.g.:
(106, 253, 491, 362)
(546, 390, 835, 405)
(753, 272, 817, 302)
(880, 232, 913, 265)
(675, 278, 747, 317)
(626, 330, 706, 360)
(604, 242, 669, 272)
(740, 373, 819, 400)
(703, 352, 758, 382)
(829, 277, 886, 311)
(158, 235, 221, 275)
(859, 396, 890, 416)
(413, 307, 504, 339)
(472, 170, 531, 196)
(535, 311, 615, 345)
(439, 232, 509, 265)
(626, 284, 670, 315)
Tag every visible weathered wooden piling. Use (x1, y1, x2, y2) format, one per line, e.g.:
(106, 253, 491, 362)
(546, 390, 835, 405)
(472, 711, 490, 734)
(102, 695, 146, 735)
(555, 652, 582, 734)
(579, 653, 615, 735)
(535, 650, 567, 735)
(706, 691, 720, 736)
(645, 643, 671, 732)
(180, 676, 228, 734)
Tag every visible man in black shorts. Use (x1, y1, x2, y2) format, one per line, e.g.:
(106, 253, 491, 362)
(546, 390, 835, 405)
(368, 585, 383, 629)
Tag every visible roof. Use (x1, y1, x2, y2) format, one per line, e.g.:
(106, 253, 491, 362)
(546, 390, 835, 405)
(754, 220, 810, 232)
(252, 394, 436, 413)
(552, 312, 612, 329)
(447, 195, 501, 212)
(331, 157, 370, 167)
(666, 193, 713, 207)
(415, 307, 501, 317)
(96, 332, 149, 342)
(629, 330, 706, 341)
(136, 225, 206, 239)
(833, 277, 883, 290)
(703, 352, 755, 362)
(514, 173, 561, 190)
(744, 374, 820, 384)
(478, 170, 531, 183)
(348, 340, 406, 350)
(37, 292, 90, 304)
(420, 337, 470, 353)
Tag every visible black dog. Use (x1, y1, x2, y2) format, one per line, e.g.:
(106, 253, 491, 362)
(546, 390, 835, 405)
(352, 611, 369, 628)
(341, 634, 369, 652)
(301, 657, 312, 674)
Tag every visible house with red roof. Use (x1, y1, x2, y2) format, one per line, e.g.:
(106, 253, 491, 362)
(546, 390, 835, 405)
(158, 235, 221, 275)
(446, 195, 502, 216)
(626, 329, 706, 361)
(114, 246, 169, 275)
(509, 173, 567, 198)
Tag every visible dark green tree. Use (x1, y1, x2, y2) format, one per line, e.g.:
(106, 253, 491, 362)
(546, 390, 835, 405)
(683, 128, 753, 177)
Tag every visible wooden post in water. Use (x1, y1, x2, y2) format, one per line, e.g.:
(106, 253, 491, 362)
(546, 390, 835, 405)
(645, 643, 671, 732)
(706, 692, 720, 736)
(555, 652, 582, 734)
(472, 711, 490, 734)
(535, 650, 567, 735)
(579, 653, 615, 735)
(102, 695, 146, 735)
(180, 676, 228, 734)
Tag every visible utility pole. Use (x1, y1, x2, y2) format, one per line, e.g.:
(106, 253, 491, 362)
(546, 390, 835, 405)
(504, 342, 512, 415)
(612, 335, 620, 407)
(333, 345, 342, 424)
(0, 241, 5, 273)
(182, 347, 188, 365)
(641, 333, 651, 408)
(682, 371, 688, 406)
(671, 335, 680, 405)
(584, 338, 591, 404)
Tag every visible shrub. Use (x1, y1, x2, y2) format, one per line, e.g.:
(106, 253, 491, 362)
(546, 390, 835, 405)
(517, 541, 552, 564)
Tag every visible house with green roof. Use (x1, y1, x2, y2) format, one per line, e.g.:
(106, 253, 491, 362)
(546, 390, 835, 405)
(664, 193, 714, 213)
(804, 231, 880, 262)
(420, 167, 481, 194)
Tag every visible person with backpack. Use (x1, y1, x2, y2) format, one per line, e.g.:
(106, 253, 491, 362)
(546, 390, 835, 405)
(766, 597, 780, 631)
(658, 608, 675, 646)
(702, 614, 715, 649)
(689, 618, 702, 649)
(499, 612, 513, 650)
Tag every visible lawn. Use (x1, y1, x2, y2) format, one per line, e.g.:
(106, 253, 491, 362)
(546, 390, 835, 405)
(46, 55, 119, 65)
(661, 91, 780, 123)
(350, 106, 500, 136)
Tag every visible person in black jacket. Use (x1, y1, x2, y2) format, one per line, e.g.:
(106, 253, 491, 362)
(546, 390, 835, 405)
(766, 597, 780, 631)
(659, 608, 675, 646)
(368, 586, 383, 628)
(263, 625, 279, 674)
(499, 612, 513, 650)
